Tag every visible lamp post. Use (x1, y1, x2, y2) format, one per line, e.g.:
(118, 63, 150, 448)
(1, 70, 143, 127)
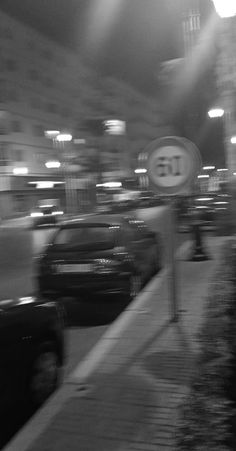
(210, 1, 236, 178)
(211, 1, 236, 18)
(44, 130, 73, 215)
(210, 0, 236, 230)
(55, 133, 73, 215)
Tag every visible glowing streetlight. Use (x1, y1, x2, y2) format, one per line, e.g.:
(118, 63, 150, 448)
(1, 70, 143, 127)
(207, 108, 224, 118)
(44, 130, 60, 139)
(103, 182, 122, 188)
(211, 0, 236, 18)
(56, 133, 73, 142)
(45, 161, 61, 169)
(198, 174, 210, 179)
(203, 166, 215, 170)
(104, 119, 126, 135)
(13, 167, 28, 175)
(134, 168, 147, 174)
(230, 136, 236, 144)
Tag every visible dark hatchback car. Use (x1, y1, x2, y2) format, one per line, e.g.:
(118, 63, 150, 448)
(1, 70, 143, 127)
(0, 295, 65, 412)
(37, 214, 162, 301)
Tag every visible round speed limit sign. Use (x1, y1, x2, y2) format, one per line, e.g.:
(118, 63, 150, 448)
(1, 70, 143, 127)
(146, 136, 202, 195)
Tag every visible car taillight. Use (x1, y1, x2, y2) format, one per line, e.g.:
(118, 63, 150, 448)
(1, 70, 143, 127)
(93, 258, 120, 274)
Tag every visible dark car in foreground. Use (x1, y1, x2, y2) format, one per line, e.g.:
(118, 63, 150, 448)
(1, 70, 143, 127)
(0, 295, 65, 412)
(37, 214, 162, 301)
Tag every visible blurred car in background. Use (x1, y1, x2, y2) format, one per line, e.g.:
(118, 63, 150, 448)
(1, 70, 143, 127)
(112, 189, 140, 211)
(0, 295, 65, 412)
(177, 193, 231, 232)
(136, 191, 165, 208)
(193, 195, 216, 229)
(37, 214, 162, 302)
(30, 204, 64, 228)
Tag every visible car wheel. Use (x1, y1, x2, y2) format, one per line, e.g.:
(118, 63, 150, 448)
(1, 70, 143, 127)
(28, 341, 60, 407)
(129, 273, 142, 299)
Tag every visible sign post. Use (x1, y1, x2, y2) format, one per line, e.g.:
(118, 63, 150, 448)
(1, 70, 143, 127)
(145, 136, 202, 322)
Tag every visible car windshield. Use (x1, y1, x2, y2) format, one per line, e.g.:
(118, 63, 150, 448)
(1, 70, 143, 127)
(53, 225, 116, 250)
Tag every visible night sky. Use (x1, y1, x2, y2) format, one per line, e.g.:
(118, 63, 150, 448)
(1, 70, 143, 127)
(0, 0, 204, 93)
(0, 0, 225, 167)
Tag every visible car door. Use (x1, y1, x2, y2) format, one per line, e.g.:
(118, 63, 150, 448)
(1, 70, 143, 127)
(0, 304, 27, 409)
(122, 221, 147, 279)
(127, 221, 155, 281)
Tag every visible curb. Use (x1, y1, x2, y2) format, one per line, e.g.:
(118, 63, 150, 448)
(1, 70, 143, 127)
(3, 239, 192, 451)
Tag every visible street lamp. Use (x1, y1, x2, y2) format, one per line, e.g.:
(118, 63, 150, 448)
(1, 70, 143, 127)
(207, 108, 224, 118)
(45, 130, 74, 214)
(210, 0, 236, 230)
(134, 168, 147, 174)
(203, 166, 215, 170)
(13, 167, 28, 175)
(211, 0, 236, 18)
(45, 161, 61, 169)
(55, 133, 73, 142)
(44, 130, 60, 139)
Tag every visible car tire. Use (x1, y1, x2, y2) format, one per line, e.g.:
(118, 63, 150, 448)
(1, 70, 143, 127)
(27, 341, 61, 408)
(129, 273, 142, 300)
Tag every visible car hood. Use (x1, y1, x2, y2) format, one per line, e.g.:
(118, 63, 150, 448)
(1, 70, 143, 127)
(0, 295, 49, 312)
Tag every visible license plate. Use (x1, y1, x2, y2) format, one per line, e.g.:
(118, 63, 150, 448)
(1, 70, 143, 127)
(55, 264, 92, 274)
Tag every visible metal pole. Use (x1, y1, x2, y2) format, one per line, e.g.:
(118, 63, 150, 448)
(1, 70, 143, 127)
(169, 199, 179, 322)
(61, 141, 70, 215)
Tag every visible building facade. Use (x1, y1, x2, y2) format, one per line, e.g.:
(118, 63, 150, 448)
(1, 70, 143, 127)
(0, 10, 164, 218)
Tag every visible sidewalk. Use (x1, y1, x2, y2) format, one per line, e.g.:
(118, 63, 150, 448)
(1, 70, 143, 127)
(0, 216, 31, 229)
(4, 235, 226, 451)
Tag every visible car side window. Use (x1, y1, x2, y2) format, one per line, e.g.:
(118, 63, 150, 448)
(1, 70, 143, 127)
(121, 224, 135, 244)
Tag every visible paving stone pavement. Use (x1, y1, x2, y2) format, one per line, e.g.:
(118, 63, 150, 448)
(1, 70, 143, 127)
(4, 235, 227, 451)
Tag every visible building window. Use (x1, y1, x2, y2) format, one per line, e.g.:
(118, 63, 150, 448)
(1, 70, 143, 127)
(6, 59, 17, 71)
(29, 69, 39, 81)
(41, 49, 53, 60)
(15, 195, 26, 213)
(36, 152, 45, 163)
(0, 143, 8, 166)
(33, 124, 44, 137)
(47, 103, 57, 114)
(43, 77, 53, 88)
(0, 79, 7, 102)
(8, 89, 19, 102)
(0, 111, 8, 135)
(30, 97, 41, 109)
(14, 150, 23, 161)
(61, 107, 69, 118)
(27, 40, 36, 51)
(4, 27, 13, 39)
(12, 120, 22, 133)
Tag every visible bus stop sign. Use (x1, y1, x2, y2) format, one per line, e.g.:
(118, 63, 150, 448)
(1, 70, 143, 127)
(146, 136, 202, 195)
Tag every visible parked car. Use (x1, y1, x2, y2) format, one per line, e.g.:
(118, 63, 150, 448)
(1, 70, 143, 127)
(30, 205, 64, 228)
(37, 214, 162, 301)
(0, 295, 65, 411)
(136, 190, 156, 208)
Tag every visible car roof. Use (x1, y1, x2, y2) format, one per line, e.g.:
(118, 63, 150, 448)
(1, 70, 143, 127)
(60, 213, 138, 228)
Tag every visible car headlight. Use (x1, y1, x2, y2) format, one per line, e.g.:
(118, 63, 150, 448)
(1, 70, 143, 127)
(94, 259, 120, 274)
(31, 212, 44, 217)
(52, 211, 64, 215)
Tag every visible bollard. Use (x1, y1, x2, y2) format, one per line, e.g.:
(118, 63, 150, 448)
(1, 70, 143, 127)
(190, 221, 209, 261)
